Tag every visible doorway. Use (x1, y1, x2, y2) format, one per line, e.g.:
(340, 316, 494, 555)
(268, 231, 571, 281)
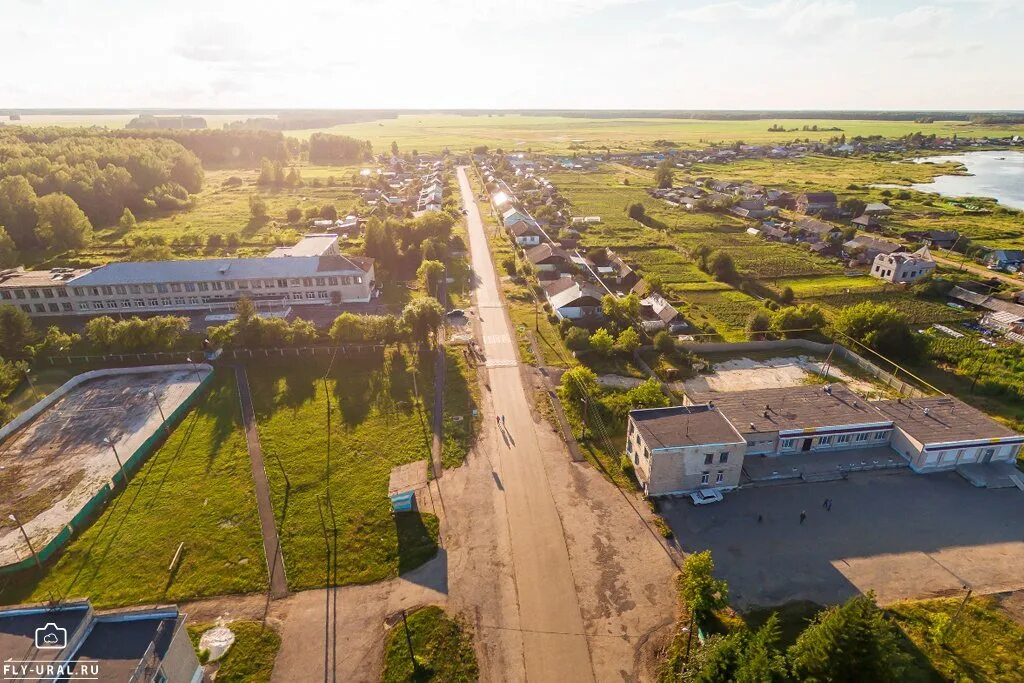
(801, 438, 813, 452)
(982, 448, 996, 463)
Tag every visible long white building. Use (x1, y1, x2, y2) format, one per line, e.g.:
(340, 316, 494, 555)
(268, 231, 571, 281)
(0, 235, 375, 317)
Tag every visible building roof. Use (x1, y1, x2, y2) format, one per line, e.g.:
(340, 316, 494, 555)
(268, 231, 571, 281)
(0, 601, 92, 668)
(509, 221, 543, 237)
(844, 235, 904, 254)
(796, 218, 839, 235)
(690, 384, 889, 434)
(863, 202, 893, 213)
(799, 191, 837, 204)
(267, 233, 338, 257)
(875, 246, 935, 266)
(525, 243, 569, 265)
(67, 254, 371, 287)
(630, 405, 745, 450)
(874, 396, 1020, 446)
(0, 267, 91, 288)
(640, 292, 679, 323)
(544, 279, 604, 310)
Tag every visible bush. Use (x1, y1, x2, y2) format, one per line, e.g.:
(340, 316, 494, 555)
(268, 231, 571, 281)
(589, 328, 615, 356)
(653, 330, 675, 354)
(565, 327, 591, 351)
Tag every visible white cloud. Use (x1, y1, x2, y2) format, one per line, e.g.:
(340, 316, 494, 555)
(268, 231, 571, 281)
(674, 0, 856, 36)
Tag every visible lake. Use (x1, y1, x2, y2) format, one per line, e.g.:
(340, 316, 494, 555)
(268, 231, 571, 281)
(907, 150, 1024, 210)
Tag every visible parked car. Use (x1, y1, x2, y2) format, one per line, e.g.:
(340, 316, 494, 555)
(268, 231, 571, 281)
(690, 489, 724, 505)
(446, 309, 466, 318)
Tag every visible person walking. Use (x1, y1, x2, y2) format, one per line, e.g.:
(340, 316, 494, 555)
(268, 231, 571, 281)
(502, 414, 506, 426)
(826, 498, 833, 512)
(800, 510, 807, 524)
(757, 514, 763, 524)
(822, 498, 829, 509)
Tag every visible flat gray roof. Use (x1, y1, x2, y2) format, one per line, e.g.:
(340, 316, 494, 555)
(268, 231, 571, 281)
(68, 254, 371, 287)
(874, 396, 1020, 446)
(630, 405, 745, 449)
(691, 384, 889, 434)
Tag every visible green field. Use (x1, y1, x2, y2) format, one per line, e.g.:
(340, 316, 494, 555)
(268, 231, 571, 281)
(1, 372, 267, 608)
(189, 620, 282, 683)
(249, 352, 441, 591)
(287, 115, 1024, 154)
(381, 605, 479, 683)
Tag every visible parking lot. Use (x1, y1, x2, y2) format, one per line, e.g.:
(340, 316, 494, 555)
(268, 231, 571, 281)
(660, 470, 1024, 609)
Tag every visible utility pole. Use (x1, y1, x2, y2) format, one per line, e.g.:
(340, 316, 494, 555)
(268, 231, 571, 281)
(147, 391, 168, 433)
(8, 514, 40, 571)
(102, 437, 124, 477)
(579, 397, 588, 442)
(400, 609, 418, 673)
(941, 586, 973, 644)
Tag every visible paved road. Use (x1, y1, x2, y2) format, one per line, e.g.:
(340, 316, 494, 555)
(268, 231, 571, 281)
(457, 166, 596, 681)
(233, 365, 289, 600)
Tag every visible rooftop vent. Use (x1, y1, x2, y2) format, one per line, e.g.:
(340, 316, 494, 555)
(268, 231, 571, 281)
(707, 400, 715, 409)
(750, 422, 756, 430)
(824, 384, 832, 394)
(923, 407, 930, 416)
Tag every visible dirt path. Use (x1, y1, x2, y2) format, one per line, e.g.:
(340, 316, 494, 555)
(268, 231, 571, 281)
(233, 365, 288, 600)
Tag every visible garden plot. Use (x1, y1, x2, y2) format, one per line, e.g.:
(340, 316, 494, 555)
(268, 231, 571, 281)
(681, 355, 879, 396)
(0, 366, 210, 568)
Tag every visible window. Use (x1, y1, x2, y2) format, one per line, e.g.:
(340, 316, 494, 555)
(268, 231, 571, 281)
(115, 285, 127, 295)
(134, 299, 145, 307)
(14, 290, 25, 299)
(101, 286, 113, 295)
(28, 289, 40, 299)
(0, 291, 10, 300)
(225, 281, 235, 290)
(72, 287, 83, 296)
(355, 276, 363, 284)
(289, 278, 301, 286)
(317, 290, 328, 299)
(780, 439, 795, 449)
(264, 279, 274, 288)
(719, 452, 728, 464)
(174, 296, 185, 305)
(238, 280, 249, 289)
(328, 276, 338, 286)
(292, 292, 304, 300)
(48, 303, 59, 312)
(306, 292, 316, 300)
(20, 304, 31, 313)
(252, 280, 262, 289)
(105, 301, 118, 309)
(42, 288, 54, 298)
(61, 302, 72, 312)
(34, 303, 45, 312)
(716, 471, 724, 484)
(315, 277, 326, 286)
(148, 299, 159, 306)
(129, 285, 141, 294)
(818, 435, 832, 445)
(873, 431, 888, 440)
(198, 282, 209, 291)
(91, 301, 103, 309)
(156, 284, 168, 293)
(704, 453, 714, 465)
(212, 282, 223, 291)
(187, 296, 198, 304)
(836, 434, 850, 444)
(160, 297, 171, 306)
(277, 279, 288, 288)
(302, 278, 313, 287)
(120, 299, 131, 307)
(201, 296, 211, 304)
(855, 432, 869, 442)
(144, 284, 155, 293)
(634, 452, 639, 466)
(56, 287, 68, 297)
(170, 283, 182, 293)
(700, 472, 710, 485)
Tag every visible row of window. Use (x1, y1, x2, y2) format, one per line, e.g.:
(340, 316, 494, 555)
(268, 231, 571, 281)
(74, 290, 334, 311)
(1, 275, 362, 302)
(703, 452, 729, 465)
(701, 471, 726, 485)
(20, 302, 74, 314)
(779, 430, 889, 449)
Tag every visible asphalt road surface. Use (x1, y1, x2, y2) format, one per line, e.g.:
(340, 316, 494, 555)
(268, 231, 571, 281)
(457, 166, 596, 681)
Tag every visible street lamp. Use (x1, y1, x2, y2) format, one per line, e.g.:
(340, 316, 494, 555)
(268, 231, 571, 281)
(7, 514, 40, 571)
(147, 391, 168, 432)
(102, 436, 123, 472)
(24, 367, 39, 402)
(185, 355, 203, 383)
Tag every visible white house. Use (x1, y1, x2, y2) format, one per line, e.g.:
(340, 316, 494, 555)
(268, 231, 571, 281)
(542, 279, 604, 320)
(871, 246, 935, 284)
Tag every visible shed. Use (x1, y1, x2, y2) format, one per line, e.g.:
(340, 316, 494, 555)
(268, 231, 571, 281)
(388, 460, 428, 512)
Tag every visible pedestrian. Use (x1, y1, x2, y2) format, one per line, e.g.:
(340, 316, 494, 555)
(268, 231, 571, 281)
(496, 416, 500, 427)
(799, 510, 807, 524)
(822, 498, 829, 509)
(502, 414, 506, 426)
(827, 498, 833, 512)
(757, 514, 763, 523)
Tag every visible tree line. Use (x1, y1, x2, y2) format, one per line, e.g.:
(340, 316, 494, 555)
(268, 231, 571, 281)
(308, 133, 373, 164)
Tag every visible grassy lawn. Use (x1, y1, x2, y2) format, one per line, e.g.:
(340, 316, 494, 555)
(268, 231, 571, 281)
(439, 348, 480, 470)
(381, 606, 479, 683)
(188, 620, 282, 683)
(248, 351, 441, 591)
(888, 596, 1024, 683)
(0, 371, 267, 608)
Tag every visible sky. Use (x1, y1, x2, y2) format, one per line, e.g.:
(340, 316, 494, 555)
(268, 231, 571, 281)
(2, 0, 1023, 110)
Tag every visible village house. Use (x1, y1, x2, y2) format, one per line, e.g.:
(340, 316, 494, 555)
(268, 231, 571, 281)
(602, 250, 641, 290)
(794, 218, 843, 243)
(502, 207, 531, 228)
(904, 229, 960, 250)
(851, 214, 882, 232)
(525, 243, 572, 278)
(871, 246, 936, 284)
(542, 279, 605, 321)
(796, 191, 838, 215)
(843, 234, 905, 263)
(985, 249, 1024, 271)
(508, 221, 545, 247)
(639, 292, 686, 333)
(862, 202, 893, 216)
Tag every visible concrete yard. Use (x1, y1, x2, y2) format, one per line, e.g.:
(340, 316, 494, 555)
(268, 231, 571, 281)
(660, 470, 1024, 609)
(682, 355, 880, 396)
(0, 367, 211, 568)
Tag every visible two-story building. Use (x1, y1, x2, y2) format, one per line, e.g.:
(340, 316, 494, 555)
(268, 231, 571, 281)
(871, 246, 936, 284)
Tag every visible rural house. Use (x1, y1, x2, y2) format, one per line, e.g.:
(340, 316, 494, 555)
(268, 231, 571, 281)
(843, 234, 904, 262)
(871, 246, 936, 284)
(796, 191, 838, 214)
(508, 221, 545, 247)
(542, 279, 605, 321)
(794, 218, 843, 243)
(525, 243, 572, 276)
(985, 249, 1024, 271)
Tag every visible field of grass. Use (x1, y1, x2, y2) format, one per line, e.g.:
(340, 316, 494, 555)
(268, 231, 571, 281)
(0, 372, 267, 608)
(808, 291, 977, 324)
(188, 620, 281, 683)
(248, 352, 441, 592)
(381, 605, 479, 683)
(440, 348, 480, 470)
(30, 165, 367, 269)
(285, 114, 1024, 154)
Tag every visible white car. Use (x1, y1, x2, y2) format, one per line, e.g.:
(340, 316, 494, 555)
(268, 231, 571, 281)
(690, 489, 724, 506)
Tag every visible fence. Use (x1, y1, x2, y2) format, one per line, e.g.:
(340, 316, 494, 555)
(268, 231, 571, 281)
(36, 344, 389, 369)
(0, 364, 215, 574)
(677, 339, 931, 399)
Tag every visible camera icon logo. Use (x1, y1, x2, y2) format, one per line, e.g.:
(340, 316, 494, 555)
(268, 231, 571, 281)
(35, 622, 67, 650)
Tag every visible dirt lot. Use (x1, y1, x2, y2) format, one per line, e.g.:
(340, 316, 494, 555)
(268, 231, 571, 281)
(0, 367, 211, 567)
(660, 470, 1024, 610)
(681, 355, 882, 396)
